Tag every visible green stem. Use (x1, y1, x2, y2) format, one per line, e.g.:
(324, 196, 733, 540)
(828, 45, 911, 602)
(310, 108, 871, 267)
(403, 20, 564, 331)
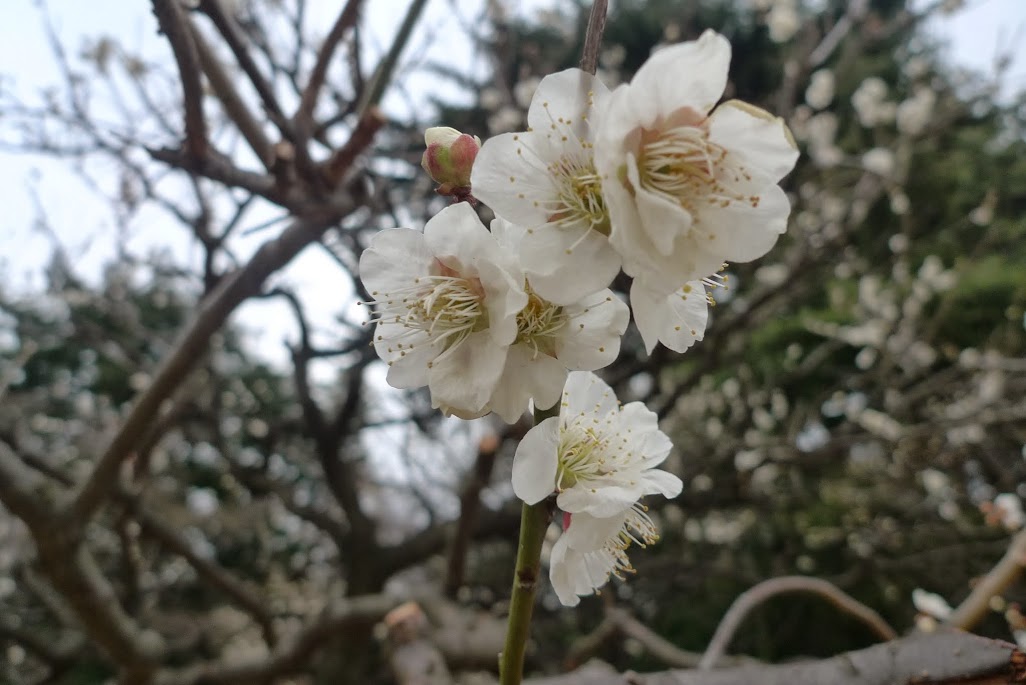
(499, 405, 558, 685)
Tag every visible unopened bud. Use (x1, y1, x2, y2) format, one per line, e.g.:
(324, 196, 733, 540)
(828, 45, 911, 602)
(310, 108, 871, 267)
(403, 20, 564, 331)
(421, 126, 481, 195)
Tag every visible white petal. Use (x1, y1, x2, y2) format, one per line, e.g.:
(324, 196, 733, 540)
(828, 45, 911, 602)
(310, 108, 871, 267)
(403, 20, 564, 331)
(489, 345, 567, 424)
(628, 30, 731, 129)
(489, 216, 527, 250)
(708, 100, 799, 186)
(512, 416, 561, 504)
(625, 153, 693, 255)
(548, 534, 583, 606)
(477, 257, 528, 347)
(471, 132, 560, 227)
(637, 469, 684, 499)
(526, 68, 611, 142)
(359, 229, 435, 295)
(556, 290, 629, 369)
(693, 183, 791, 263)
(558, 484, 639, 517)
(617, 402, 673, 465)
(520, 225, 621, 305)
(423, 202, 494, 268)
(376, 327, 436, 388)
(428, 331, 507, 414)
(630, 280, 709, 354)
(563, 511, 628, 552)
(561, 371, 617, 423)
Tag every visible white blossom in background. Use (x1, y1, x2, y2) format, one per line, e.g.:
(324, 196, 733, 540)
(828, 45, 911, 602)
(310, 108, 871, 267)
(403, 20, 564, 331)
(912, 588, 953, 620)
(805, 111, 843, 167)
(766, 0, 801, 43)
(805, 69, 835, 110)
(862, 147, 896, 178)
(512, 371, 682, 516)
(595, 30, 798, 305)
(359, 203, 527, 418)
(896, 87, 936, 136)
(480, 219, 630, 423)
(472, 68, 621, 305)
(852, 77, 896, 128)
(992, 493, 1025, 531)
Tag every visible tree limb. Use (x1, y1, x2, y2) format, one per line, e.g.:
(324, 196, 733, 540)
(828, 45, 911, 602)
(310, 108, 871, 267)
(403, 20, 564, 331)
(699, 575, 897, 670)
(151, 0, 207, 159)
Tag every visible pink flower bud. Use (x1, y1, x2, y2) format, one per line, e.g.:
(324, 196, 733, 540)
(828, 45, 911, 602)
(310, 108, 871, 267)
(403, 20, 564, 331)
(420, 126, 481, 192)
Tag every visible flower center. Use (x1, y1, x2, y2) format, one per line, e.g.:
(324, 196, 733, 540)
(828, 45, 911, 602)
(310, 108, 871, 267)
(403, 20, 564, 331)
(556, 425, 610, 490)
(364, 261, 487, 360)
(637, 124, 756, 217)
(548, 155, 610, 235)
(515, 286, 567, 357)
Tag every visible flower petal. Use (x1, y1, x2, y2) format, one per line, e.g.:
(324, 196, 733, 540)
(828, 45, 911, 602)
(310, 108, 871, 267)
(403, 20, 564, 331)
(630, 280, 709, 354)
(428, 330, 507, 413)
(512, 416, 561, 504)
(627, 30, 730, 129)
(563, 511, 628, 552)
(359, 229, 435, 295)
(489, 345, 567, 424)
(471, 132, 560, 227)
(520, 225, 621, 305)
(561, 371, 618, 424)
(556, 290, 629, 369)
(693, 183, 791, 263)
(708, 100, 799, 186)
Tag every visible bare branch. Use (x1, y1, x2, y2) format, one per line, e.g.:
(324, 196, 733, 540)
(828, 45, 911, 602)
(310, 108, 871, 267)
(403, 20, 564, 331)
(151, 0, 207, 159)
(947, 528, 1026, 631)
(699, 575, 897, 670)
(65, 210, 357, 526)
(294, 0, 364, 131)
(578, 0, 609, 75)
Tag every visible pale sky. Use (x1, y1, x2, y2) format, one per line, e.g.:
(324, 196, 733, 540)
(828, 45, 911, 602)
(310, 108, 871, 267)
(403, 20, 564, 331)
(0, 0, 1023, 370)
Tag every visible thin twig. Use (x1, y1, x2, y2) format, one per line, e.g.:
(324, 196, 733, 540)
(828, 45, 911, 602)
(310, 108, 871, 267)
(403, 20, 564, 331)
(151, 0, 207, 159)
(294, 0, 364, 131)
(354, 0, 429, 120)
(699, 575, 897, 670)
(578, 0, 609, 76)
(947, 529, 1026, 631)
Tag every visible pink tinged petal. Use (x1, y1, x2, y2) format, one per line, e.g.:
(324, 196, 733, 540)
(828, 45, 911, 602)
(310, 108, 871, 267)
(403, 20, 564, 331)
(707, 100, 799, 186)
(471, 132, 561, 227)
(512, 416, 561, 504)
(358, 229, 435, 295)
(628, 30, 731, 129)
(561, 371, 618, 422)
(428, 330, 507, 414)
(556, 291, 629, 370)
(693, 183, 791, 263)
(489, 345, 567, 424)
(563, 511, 629, 552)
(521, 226, 621, 305)
(624, 152, 693, 255)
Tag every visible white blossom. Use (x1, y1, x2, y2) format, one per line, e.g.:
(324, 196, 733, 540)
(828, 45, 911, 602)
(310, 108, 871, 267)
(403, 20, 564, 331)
(861, 147, 896, 177)
(896, 87, 936, 136)
(512, 371, 682, 517)
(548, 507, 662, 606)
(595, 30, 798, 301)
(852, 77, 895, 128)
(480, 219, 630, 423)
(805, 69, 835, 110)
(472, 68, 621, 304)
(630, 278, 713, 354)
(766, 0, 801, 43)
(912, 588, 953, 620)
(359, 203, 527, 417)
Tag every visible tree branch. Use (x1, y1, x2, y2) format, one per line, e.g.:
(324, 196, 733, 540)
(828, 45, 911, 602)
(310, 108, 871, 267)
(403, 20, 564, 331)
(699, 575, 897, 670)
(65, 211, 355, 526)
(151, 0, 207, 159)
(578, 0, 608, 75)
(947, 528, 1026, 631)
(294, 0, 364, 131)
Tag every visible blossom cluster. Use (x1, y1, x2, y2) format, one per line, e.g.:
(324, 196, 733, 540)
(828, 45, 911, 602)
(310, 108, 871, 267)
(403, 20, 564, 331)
(359, 30, 797, 605)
